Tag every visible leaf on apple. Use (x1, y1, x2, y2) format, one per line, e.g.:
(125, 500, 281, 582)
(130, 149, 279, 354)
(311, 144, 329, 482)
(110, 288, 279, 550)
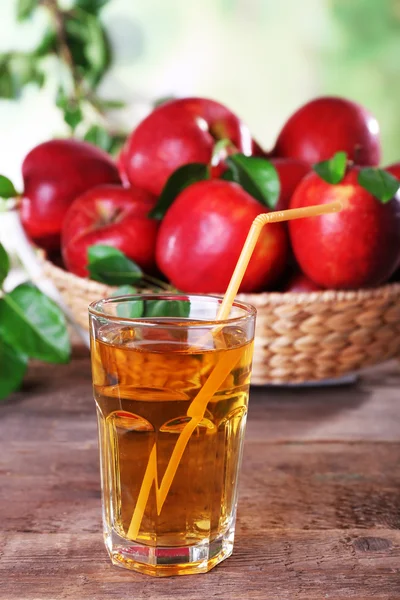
(0, 175, 19, 199)
(144, 299, 191, 318)
(149, 163, 210, 220)
(358, 168, 400, 204)
(0, 243, 10, 287)
(88, 245, 143, 285)
(0, 283, 70, 364)
(111, 285, 144, 318)
(313, 151, 347, 185)
(0, 340, 28, 401)
(224, 154, 280, 209)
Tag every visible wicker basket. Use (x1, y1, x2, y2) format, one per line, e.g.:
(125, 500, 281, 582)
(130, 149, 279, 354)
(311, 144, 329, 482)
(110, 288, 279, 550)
(43, 259, 400, 385)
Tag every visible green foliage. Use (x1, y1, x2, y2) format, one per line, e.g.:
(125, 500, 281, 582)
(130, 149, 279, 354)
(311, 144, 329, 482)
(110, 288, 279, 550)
(56, 87, 83, 131)
(74, 0, 111, 14)
(358, 168, 400, 203)
(0, 283, 70, 364)
(110, 286, 190, 319)
(33, 30, 57, 57)
(88, 245, 143, 285)
(150, 164, 210, 219)
(313, 152, 348, 185)
(224, 154, 280, 209)
(112, 286, 144, 318)
(65, 7, 111, 86)
(0, 244, 71, 401)
(144, 299, 190, 319)
(0, 244, 10, 287)
(2, 0, 126, 151)
(0, 53, 45, 99)
(0, 342, 28, 401)
(0, 175, 19, 199)
(17, 0, 38, 22)
(83, 124, 124, 155)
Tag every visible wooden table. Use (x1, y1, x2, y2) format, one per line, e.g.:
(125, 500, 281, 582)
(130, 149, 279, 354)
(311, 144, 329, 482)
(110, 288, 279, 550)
(1, 352, 400, 600)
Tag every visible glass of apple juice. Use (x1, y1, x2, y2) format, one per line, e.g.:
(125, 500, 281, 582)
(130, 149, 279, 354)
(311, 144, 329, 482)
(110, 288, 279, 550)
(89, 293, 256, 577)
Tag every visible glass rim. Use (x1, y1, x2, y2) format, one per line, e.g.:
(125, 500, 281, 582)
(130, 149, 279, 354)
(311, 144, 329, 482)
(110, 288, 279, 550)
(88, 292, 256, 328)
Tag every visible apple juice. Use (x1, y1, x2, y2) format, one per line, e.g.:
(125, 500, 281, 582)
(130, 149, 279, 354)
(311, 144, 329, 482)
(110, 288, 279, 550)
(91, 323, 253, 575)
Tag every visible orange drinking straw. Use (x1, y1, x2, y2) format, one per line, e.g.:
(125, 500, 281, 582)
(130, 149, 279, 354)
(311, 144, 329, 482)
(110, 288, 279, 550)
(128, 200, 343, 539)
(216, 201, 343, 321)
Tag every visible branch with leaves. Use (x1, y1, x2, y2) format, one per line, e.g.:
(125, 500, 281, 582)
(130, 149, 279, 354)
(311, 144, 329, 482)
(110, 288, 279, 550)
(1, 0, 126, 154)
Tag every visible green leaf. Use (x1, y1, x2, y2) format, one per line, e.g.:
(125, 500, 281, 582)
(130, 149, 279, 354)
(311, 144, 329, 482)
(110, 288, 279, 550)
(220, 168, 236, 182)
(66, 9, 110, 86)
(0, 341, 28, 401)
(56, 86, 68, 110)
(144, 299, 191, 319)
(56, 88, 83, 131)
(0, 65, 15, 99)
(88, 245, 143, 285)
(0, 243, 10, 286)
(74, 0, 110, 14)
(84, 125, 113, 152)
(65, 10, 110, 86)
(358, 168, 400, 204)
(225, 154, 280, 209)
(0, 175, 18, 199)
(0, 54, 44, 98)
(111, 287, 144, 318)
(84, 13, 110, 84)
(0, 283, 70, 364)
(34, 29, 57, 57)
(63, 104, 83, 131)
(149, 163, 210, 219)
(17, 0, 38, 21)
(313, 151, 348, 185)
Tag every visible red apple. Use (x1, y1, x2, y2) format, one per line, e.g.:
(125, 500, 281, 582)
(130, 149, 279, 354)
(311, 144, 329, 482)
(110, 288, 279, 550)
(156, 180, 288, 293)
(283, 272, 321, 293)
(289, 168, 400, 289)
(269, 158, 310, 211)
(62, 185, 158, 277)
(20, 139, 121, 252)
(274, 97, 381, 166)
(386, 163, 400, 181)
(120, 97, 260, 196)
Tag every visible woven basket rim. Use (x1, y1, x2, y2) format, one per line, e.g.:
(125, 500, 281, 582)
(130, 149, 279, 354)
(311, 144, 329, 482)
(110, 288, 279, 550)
(42, 257, 400, 305)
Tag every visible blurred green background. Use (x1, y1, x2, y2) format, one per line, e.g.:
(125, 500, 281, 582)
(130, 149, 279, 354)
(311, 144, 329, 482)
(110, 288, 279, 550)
(1, 0, 400, 184)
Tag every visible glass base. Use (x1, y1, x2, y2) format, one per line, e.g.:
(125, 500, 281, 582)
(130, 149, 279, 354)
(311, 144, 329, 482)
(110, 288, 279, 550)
(104, 528, 235, 577)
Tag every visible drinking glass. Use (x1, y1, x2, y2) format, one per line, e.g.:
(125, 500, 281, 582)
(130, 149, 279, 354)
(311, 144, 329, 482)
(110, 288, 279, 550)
(89, 294, 256, 576)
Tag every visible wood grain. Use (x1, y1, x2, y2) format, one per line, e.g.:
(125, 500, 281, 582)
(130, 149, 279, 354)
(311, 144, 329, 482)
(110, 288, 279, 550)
(1, 356, 400, 599)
